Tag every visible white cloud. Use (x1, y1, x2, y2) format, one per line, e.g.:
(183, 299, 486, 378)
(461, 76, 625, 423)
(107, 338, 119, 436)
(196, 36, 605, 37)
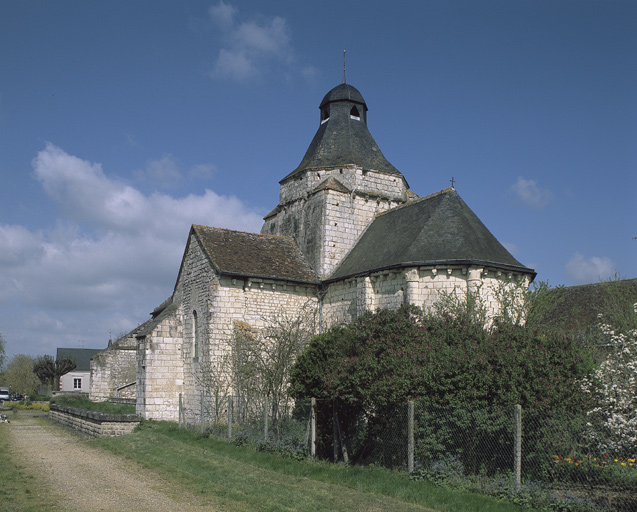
(509, 176, 553, 209)
(0, 143, 263, 357)
(212, 48, 260, 82)
(209, 1, 237, 29)
(208, 3, 293, 82)
(565, 252, 616, 285)
(134, 155, 183, 189)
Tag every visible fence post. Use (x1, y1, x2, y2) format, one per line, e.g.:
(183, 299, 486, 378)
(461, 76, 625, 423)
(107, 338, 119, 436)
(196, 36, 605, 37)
(408, 400, 414, 473)
(311, 398, 316, 458)
(228, 396, 233, 440)
(178, 393, 182, 429)
(514, 404, 522, 491)
(333, 400, 338, 462)
(200, 392, 205, 433)
(264, 397, 269, 441)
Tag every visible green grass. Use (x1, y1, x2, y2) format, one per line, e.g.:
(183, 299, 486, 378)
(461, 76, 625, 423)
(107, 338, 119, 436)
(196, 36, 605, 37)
(51, 394, 136, 414)
(94, 420, 527, 512)
(0, 424, 60, 512)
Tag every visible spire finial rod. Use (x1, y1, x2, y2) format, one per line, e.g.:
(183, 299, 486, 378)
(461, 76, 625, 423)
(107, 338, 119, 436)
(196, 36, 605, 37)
(342, 49, 346, 84)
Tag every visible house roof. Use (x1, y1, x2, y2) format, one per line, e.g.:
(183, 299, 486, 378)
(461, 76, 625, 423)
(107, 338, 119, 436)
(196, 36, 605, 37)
(533, 278, 637, 334)
(329, 187, 535, 280)
(191, 225, 318, 284)
(282, 83, 404, 182)
(56, 348, 102, 372)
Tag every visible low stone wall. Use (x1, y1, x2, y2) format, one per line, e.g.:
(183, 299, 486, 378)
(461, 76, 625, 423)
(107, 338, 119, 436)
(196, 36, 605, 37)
(49, 403, 140, 438)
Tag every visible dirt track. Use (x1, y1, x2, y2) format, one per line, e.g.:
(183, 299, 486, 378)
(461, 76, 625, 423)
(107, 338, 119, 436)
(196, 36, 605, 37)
(6, 412, 221, 512)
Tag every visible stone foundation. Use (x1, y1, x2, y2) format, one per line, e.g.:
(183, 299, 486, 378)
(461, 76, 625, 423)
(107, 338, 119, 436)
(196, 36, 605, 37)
(49, 404, 140, 438)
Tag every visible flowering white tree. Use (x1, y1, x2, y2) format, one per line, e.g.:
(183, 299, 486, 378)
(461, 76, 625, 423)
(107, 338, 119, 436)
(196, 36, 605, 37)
(582, 303, 637, 455)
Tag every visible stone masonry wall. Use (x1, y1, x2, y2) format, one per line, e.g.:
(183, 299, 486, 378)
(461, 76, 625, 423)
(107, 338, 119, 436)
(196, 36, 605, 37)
(49, 404, 140, 438)
(155, 234, 319, 424)
(137, 305, 183, 421)
(263, 167, 409, 278)
(90, 339, 136, 402)
(322, 265, 530, 329)
(181, 276, 317, 425)
(278, 167, 406, 205)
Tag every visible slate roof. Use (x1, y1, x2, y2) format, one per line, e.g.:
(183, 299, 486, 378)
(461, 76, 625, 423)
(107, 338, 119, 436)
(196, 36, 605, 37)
(191, 225, 318, 284)
(329, 188, 535, 280)
(56, 348, 102, 372)
(312, 176, 352, 194)
(282, 83, 404, 181)
(136, 297, 179, 338)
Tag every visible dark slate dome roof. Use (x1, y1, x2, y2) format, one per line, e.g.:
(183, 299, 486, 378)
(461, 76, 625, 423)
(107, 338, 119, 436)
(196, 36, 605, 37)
(319, 83, 366, 109)
(282, 83, 403, 182)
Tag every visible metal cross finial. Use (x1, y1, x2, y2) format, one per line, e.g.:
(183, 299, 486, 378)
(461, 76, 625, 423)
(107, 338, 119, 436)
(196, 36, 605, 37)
(450, 177, 456, 189)
(342, 50, 346, 84)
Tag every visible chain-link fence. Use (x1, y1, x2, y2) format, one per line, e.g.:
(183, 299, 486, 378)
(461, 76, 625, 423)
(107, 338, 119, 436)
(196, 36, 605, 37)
(319, 401, 636, 511)
(178, 393, 314, 459)
(178, 395, 636, 511)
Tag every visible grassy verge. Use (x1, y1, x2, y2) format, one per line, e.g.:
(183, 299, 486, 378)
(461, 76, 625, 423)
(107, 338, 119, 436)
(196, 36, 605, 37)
(94, 420, 526, 512)
(0, 423, 60, 512)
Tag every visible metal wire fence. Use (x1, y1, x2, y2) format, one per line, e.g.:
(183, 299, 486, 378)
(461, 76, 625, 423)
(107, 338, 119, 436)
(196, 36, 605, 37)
(178, 395, 637, 511)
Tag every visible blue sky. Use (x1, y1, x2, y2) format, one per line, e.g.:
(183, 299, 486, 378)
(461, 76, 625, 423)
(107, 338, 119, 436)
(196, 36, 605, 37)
(1, 0, 635, 359)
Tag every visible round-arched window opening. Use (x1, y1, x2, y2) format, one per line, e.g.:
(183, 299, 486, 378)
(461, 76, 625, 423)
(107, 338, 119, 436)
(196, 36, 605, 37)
(349, 106, 360, 120)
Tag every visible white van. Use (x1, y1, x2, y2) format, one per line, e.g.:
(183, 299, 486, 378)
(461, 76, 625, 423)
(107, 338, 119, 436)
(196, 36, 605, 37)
(0, 387, 10, 403)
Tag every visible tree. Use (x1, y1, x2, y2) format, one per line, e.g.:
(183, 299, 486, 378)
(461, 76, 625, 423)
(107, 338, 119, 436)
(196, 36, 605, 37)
(232, 302, 317, 423)
(194, 301, 317, 426)
(581, 301, 637, 455)
(290, 304, 594, 465)
(33, 355, 77, 391)
(1, 354, 41, 396)
(290, 305, 593, 411)
(0, 331, 6, 371)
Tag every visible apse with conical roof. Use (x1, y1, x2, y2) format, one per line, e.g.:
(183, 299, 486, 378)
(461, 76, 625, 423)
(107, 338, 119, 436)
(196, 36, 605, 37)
(262, 82, 414, 278)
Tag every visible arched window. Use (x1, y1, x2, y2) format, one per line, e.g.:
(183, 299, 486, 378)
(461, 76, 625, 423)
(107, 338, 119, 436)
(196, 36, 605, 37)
(193, 310, 199, 359)
(349, 106, 360, 120)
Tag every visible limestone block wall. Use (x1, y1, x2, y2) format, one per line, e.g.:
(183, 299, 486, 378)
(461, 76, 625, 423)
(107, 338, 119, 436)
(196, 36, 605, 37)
(49, 404, 140, 438)
(322, 265, 530, 328)
(175, 277, 317, 425)
(175, 236, 218, 419)
(264, 167, 409, 278)
(136, 306, 184, 421)
(321, 191, 401, 278)
(90, 341, 136, 402)
(168, 233, 319, 425)
(278, 167, 406, 205)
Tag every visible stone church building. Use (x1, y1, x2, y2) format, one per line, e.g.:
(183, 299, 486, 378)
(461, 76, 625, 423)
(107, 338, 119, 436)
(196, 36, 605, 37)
(91, 82, 535, 421)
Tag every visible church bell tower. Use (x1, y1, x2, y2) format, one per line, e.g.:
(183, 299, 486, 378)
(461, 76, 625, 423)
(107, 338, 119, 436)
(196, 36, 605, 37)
(261, 83, 413, 279)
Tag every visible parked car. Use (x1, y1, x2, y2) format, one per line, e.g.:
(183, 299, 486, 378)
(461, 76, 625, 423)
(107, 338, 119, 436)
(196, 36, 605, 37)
(11, 394, 23, 402)
(0, 387, 10, 403)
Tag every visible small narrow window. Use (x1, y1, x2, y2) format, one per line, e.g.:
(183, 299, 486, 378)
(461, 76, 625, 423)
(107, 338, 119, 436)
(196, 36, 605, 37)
(73, 378, 82, 389)
(193, 310, 199, 359)
(321, 107, 330, 124)
(350, 106, 360, 120)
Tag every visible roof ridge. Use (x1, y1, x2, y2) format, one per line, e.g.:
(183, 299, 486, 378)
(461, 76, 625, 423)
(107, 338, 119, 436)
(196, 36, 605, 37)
(375, 187, 455, 218)
(192, 225, 294, 241)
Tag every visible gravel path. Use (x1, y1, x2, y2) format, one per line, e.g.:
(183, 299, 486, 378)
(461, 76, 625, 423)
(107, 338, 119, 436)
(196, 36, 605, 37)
(7, 412, 222, 512)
